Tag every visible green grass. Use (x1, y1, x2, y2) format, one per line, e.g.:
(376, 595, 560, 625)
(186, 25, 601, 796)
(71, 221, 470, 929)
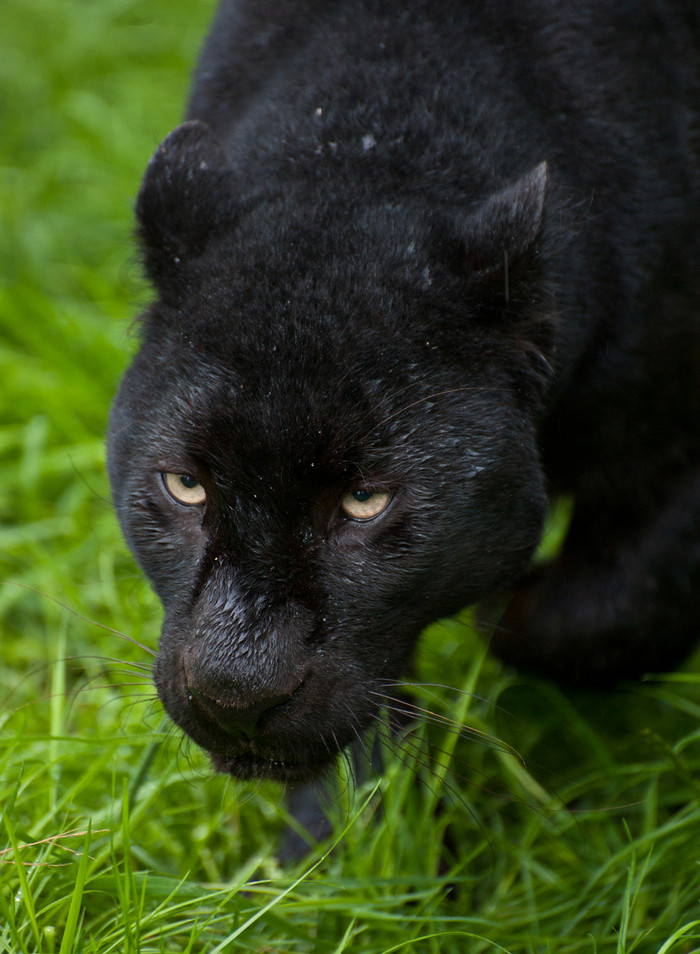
(2, 0, 700, 950)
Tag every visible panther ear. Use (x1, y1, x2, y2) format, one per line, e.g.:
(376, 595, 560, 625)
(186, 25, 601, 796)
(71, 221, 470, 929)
(136, 120, 234, 293)
(453, 163, 555, 391)
(460, 161, 548, 279)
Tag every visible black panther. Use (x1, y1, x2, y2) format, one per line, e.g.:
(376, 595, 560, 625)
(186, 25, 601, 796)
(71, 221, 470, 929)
(108, 0, 700, 782)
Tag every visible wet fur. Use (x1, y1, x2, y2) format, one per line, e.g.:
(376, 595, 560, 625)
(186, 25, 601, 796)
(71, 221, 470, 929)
(108, 0, 700, 782)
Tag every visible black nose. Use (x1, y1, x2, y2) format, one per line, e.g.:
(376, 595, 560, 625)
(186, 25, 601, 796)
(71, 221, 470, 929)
(189, 686, 294, 741)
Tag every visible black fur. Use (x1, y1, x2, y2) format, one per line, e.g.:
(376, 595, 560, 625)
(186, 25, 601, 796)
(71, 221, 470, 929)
(108, 0, 700, 782)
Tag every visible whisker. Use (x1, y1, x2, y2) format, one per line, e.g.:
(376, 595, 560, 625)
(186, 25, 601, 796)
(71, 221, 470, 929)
(391, 723, 526, 818)
(65, 654, 153, 673)
(367, 685, 567, 824)
(373, 694, 522, 762)
(74, 683, 154, 693)
(118, 695, 161, 718)
(379, 679, 497, 709)
(370, 719, 498, 848)
(2, 582, 156, 657)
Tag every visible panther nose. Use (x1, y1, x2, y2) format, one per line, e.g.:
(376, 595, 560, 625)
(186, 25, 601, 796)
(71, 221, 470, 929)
(189, 686, 294, 741)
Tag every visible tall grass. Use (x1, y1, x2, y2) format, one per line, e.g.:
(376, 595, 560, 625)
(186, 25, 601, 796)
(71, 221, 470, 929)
(2, 1, 700, 950)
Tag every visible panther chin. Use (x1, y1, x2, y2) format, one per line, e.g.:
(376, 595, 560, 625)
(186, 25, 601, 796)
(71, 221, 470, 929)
(209, 745, 335, 784)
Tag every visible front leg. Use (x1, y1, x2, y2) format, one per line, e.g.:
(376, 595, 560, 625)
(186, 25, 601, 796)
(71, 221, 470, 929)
(488, 466, 700, 686)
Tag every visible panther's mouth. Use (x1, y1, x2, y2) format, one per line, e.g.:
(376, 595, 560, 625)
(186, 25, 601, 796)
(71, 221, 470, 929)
(210, 747, 333, 783)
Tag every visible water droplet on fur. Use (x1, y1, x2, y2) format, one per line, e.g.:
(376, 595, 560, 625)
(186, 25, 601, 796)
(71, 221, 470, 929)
(362, 133, 376, 151)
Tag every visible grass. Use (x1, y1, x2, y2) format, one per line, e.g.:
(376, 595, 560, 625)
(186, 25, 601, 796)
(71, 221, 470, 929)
(2, 0, 700, 950)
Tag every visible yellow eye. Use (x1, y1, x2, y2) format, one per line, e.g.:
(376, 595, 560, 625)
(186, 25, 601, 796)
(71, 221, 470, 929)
(162, 472, 207, 506)
(341, 489, 391, 521)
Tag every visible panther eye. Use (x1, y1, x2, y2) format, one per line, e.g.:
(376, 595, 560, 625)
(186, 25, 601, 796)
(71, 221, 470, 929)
(162, 472, 207, 506)
(340, 489, 391, 521)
